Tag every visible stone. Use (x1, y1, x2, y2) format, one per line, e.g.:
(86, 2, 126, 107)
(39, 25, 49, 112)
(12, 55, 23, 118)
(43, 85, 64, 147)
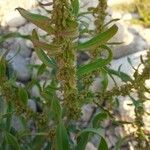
(6, 53, 31, 82)
(107, 0, 134, 6)
(5, 11, 26, 27)
(28, 99, 37, 112)
(85, 142, 97, 150)
(122, 13, 133, 21)
(30, 80, 51, 98)
(109, 21, 148, 59)
(81, 104, 95, 122)
(4, 39, 32, 58)
(18, 23, 37, 35)
(139, 28, 150, 46)
(0, 0, 37, 26)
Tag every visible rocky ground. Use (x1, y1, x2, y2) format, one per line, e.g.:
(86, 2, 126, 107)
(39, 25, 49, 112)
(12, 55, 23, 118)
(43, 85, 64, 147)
(0, 0, 150, 149)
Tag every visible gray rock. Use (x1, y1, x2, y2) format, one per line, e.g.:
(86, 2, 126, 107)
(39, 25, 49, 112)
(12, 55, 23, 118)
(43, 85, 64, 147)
(6, 53, 31, 82)
(81, 104, 95, 122)
(107, 0, 134, 6)
(5, 11, 26, 27)
(4, 39, 32, 58)
(18, 23, 37, 35)
(85, 142, 97, 150)
(109, 22, 148, 58)
(0, 0, 37, 26)
(28, 99, 37, 112)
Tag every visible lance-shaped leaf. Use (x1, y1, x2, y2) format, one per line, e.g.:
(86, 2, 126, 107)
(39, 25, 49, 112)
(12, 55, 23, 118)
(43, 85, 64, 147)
(77, 45, 112, 77)
(0, 32, 30, 44)
(18, 87, 28, 105)
(92, 112, 108, 128)
(105, 67, 132, 82)
(98, 137, 108, 150)
(31, 29, 56, 68)
(17, 8, 54, 34)
(77, 24, 118, 50)
(71, 0, 79, 16)
(55, 121, 69, 150)
(76, 128, 108, 150)
(31, 39, 61, 55)
(5, 132, 20, 150)
(0, 58, 6, 78)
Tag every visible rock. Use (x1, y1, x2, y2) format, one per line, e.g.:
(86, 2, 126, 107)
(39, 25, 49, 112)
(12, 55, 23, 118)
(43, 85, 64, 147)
(30, 52, 52, 80)
(109, 21, 148, 59)
(6, 53, 31, 82)
(12, 115, 24, 131)
(107, 0, 134, 6)
(28, 99, 37, 112)
(81, 104, 95, 122)
(139, 28, 150, 46)
(4, 39, 32, 58)
(5, 11, 26, 27)
(0, 0, 37, 26)
(30, 80, 51, 98)
(85, 142, 97, 150)
(122, 13, 133, 21)
(18, 23, 37, 35)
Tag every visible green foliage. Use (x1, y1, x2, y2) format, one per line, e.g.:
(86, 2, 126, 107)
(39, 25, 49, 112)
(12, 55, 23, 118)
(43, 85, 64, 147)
(0, 0, 150, 149)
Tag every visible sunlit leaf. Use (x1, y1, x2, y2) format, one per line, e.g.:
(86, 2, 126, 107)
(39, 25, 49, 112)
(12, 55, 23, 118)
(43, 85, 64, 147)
(17, 8, 54, 34)
(71, 0, 79, 16)
(31, 29, 57, 68)
(105, 67, 132, 82)
(77, 45, 112, 77)
(55, 121, 69, 150)
(77, 25, 118, 50)
(31, 39, 61, 55)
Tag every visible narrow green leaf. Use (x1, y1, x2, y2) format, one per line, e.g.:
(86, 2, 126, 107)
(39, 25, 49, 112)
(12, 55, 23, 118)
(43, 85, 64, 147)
(0, 32, 30, 44)
(77, 45, 112, 77)
(101, 68, 109, 92)
(103, 19, 120, 29)
(5, 132, 20, 150)
(31, 29, 57, 68)
(71, 0, 79, 16)
(98, 137, 108, 150)
(5, 102, 13, 132)
(92, 112, 108, 128)
(55, 122, 69, 150)
(31, 39, 61, 55)
(37, 63, 46, 76)
(77, 25, 118, 50)
(105, 67, 132, 82)
(75, 132, 89, 150)
(77, 128, 108, 150)
(18, 87, 28, 105)
(0, 58, 6, 78)
(16, 8, 54, 34)
(51, 97, 62, 121)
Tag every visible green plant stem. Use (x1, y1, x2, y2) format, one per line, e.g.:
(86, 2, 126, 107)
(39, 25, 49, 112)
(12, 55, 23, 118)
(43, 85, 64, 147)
(52, 0, 80, 119)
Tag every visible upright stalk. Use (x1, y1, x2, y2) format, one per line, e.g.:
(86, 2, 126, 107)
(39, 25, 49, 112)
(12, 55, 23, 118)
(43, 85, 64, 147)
(52, 0, 80, 119)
